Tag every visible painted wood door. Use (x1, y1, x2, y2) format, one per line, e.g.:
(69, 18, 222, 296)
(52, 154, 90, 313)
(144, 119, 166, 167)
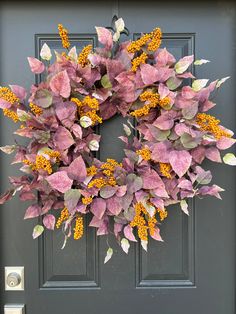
(0, 1, 235, 313)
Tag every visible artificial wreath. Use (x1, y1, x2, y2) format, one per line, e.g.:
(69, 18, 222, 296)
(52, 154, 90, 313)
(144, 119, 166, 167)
(0, 18, 235, 262)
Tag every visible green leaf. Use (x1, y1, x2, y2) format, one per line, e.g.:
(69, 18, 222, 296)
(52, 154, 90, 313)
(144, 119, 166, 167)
(141, 240, 148, 251)
(104, 247, 113, 263)
(64, 189, 81, 212)
(17, 109, 31, 121)
(166, 76, 182, 90)
(126, 174, 143, 194)
(223, 153, 236, 165)
(100, 186, 117, 199)
(121, 238, 130, 254)
(192, 79, 209, 92)
(34, 89, 53, 108)
(180, 200, 189, 215)
(180, 133, 199, 149)
(196, 170, 212, 185)
(89, 140, 99, 151)
(32, 225, 44, 239)
(101, 74, 112, 89)
(216, 76, 230, 88)
(0, 145, 16, 154)
(194, 59, 210, 65)
(80, 116, 92, 128)
(123, 124, 131, 136)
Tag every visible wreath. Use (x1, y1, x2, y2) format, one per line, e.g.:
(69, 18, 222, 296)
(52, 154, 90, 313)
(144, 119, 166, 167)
(0, 18, 235, 262)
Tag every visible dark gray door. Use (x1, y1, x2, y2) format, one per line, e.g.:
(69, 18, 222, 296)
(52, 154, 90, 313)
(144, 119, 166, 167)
(0, 1, 235, 314)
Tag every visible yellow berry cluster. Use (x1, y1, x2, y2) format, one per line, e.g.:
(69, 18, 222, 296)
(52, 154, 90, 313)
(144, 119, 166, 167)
(159, 97, 171, 109)
(85, 110, 102, 125)
(127, 34, 151, 53)
(196, 113, 231, 139)
(136, 147, 151, 161)
(22, 159, 36, 171)
(56, 207, 69, 229)
(86, 165, 97, 176)
(29, 103, 43, 116)
(78, 44, 92, 67)
(73, 216, 84, 240)
(127, 27, 162, 53)
(159, 163, 172, 179)
(130, 90, 160, 118)
(101, 158, 122, 171)
(131, 52, 148, 72)
(3, 108, 19, 122)
(130, 202, 157, 241)
(82, 196, 93, 205)
(88, 177, 108, 189)
(147, 28, 162, 51)
(0, 87, 19, 105)
(88, 159, 121, 189)
(71, 96, 102, 125)
(44, 150, 61, 161)
(58, 23, 70, 49)
(61, 51, 71, 61)
(157, 208, 168, 221)
(35, 155, 52, 174)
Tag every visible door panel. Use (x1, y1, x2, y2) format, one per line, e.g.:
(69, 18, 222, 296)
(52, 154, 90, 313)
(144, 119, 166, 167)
(0, 1, 235, 314)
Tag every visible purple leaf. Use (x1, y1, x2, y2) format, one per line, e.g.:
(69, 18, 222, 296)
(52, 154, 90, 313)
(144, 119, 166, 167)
(107, 196, 122, 215)
(206, 147, 222, 163)
(195, 166, 212, 185)
(142, 169, 164, 189)
(95, 26, 113, 49)
(153, 111, 175, 130)
(71, 124, 83, 139)
(198, 184, 224, 199)
(55, 101, 77, 128)
(151, 141, 172, 163)
(158, 83, 170, 99)
(46, 171, 73, 193)
(90, 198, 106, 219)
(169, 150, 192, 178)
(178, 179, 193, 190)
(114, 222, 123, 237)
(53, 126, 74, 150)
(43, 214, 55, 230)
(0, 98, 12, 109)
(19, 191, 36, 201)
(27, 57, 45, 74)
(49, 70, 71, 98)
(200, 100, 216, 112)
(150, 197, 164, 210)
(155, 48, 176, 66)
(150, 227, 163, 241)
(191, 146, 206, 164)
(217, 137, 236, 150)
(24, 204, 42, 219)
(116, 185, 127, 197)
(9, 85, 27, 101)
(0, 190, 14, 204)
(140, 63, 159, 85)
(124, 225, 137, 242)
(67, 156, 87, 182)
